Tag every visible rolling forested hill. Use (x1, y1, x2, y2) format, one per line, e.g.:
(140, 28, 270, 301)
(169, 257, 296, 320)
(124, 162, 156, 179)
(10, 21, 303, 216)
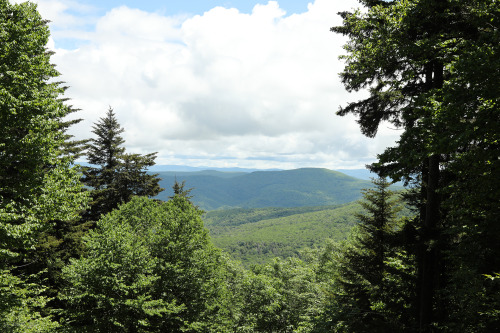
(155, 168, 376, 210)
(153, 168, 405, 265)
(203, 202, 362, 265)
(203, 190, 412, 265)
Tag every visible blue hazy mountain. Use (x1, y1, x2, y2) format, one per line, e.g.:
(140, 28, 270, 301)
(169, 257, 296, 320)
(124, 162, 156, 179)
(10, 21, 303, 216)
(75, 162, 389, 210)
(154, 168, 380, 211)
(147, 164, 282, 173)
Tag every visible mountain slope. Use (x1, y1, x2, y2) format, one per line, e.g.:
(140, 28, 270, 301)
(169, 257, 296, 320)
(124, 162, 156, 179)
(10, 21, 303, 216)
(204, 203, 361, 265)
(204, 191, 412, 266)
(155, 168, 374, 210)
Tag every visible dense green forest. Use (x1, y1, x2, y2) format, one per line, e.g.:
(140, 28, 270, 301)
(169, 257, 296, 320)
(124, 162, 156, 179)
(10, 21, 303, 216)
(1, 0, 498, 332)
(205, 203, 361, 265)
(205, 196, 412, 266)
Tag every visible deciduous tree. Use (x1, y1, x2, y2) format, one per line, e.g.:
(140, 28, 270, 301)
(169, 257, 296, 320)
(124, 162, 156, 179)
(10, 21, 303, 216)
(0, 0, 88, 330)
(62, 196, 233, 332)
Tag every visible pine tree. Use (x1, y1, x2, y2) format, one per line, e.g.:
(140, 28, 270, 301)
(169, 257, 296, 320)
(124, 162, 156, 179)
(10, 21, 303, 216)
(170, 178, 194, 200)
(114, 152, 163, 203)
(82, 107, 163, 221)
(85, 106, 125, 184)
(322, 178, 403, 332)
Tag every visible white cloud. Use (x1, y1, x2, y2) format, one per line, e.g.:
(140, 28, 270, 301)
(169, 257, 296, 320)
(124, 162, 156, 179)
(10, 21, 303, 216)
(18, 0, 91, 27)
(38, 0, 400, 169)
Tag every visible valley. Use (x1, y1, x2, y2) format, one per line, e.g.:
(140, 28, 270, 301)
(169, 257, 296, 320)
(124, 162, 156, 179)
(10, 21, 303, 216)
(152, 167, 404, 265)
(204, 202, 361, 265)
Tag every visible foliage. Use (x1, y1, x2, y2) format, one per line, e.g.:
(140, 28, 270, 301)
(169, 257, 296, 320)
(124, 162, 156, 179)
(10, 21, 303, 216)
(333, 0, 500, 330)
(169, 178, 194, 201)
(207, 203, 361, 266)
(1, 0, 497, 330)
(0, 0, 88, 261)
(0, 269, 60, 332)
(206, 191, 411, 266)
(62, 196, 233, 332)
(316, 178, 415, 332)
(0, 0, 88, 329)
(204, 205, 344, 227)
(233, 256, 324, 333)
(82, 107, 162, 221)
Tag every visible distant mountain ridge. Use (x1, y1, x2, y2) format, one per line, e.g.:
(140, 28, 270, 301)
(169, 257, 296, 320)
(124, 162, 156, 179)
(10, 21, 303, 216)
(148, 164, 377, 179)
(155, 168, 379, 210)
(147, 164, 282, 173)
(77, 162, 377, 179)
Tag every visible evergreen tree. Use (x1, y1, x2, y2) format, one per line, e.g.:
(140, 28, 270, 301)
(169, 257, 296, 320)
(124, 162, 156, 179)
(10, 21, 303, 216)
(0, 0, 88, 330)
(86, 106, 125, 173)
(83, 106, 125, 220)
(170, 178, 194, 201)
(21, 111, 162, 319)
(318, 178, 405, 332)
(332, 0, 499, 330)
(82, 107, 163, 221)
(115, 152, 163, 203)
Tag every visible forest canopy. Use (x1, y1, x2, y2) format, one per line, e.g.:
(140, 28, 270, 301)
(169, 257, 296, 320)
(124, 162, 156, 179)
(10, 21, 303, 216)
(0, 0, 498, 332)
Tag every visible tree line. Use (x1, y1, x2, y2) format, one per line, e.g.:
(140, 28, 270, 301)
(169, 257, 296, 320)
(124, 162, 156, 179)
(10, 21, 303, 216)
(1, 0, 498, 332)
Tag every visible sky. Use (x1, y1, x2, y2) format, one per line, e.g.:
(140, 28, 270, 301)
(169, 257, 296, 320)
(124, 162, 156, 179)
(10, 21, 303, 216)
(24, 0, 401, 170)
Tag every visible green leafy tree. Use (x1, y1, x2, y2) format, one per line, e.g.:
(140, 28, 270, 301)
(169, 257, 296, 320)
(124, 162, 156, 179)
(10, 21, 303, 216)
(235, 256, 323, 333)
(0, 0, 88, 330)
(82, 107, 162, 221)
(0, 270, 60, 332)
(62, 196, 233, 332)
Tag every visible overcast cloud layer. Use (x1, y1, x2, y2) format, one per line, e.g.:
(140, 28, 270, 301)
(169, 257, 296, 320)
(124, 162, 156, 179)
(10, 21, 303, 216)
(31, 0, 401, 169)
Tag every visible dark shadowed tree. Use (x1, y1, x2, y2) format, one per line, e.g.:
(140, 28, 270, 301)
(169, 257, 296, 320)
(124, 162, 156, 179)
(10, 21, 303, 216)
(332, 0, 500, 330)
(170, 178, 194, 201)
(316, 178, 407, 332)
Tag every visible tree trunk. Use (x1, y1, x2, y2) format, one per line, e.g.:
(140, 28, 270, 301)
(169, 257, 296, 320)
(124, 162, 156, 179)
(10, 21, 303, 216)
(419, 154, 440, 332)
(418, 58, 444, 332)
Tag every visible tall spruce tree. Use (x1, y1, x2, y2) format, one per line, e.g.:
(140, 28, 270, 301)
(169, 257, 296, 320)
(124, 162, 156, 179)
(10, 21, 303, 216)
(332, 0, 499, 330)
(82, 107, 162, 221)
(319, 178, 405, 332)
(85, 106, 125, 186)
